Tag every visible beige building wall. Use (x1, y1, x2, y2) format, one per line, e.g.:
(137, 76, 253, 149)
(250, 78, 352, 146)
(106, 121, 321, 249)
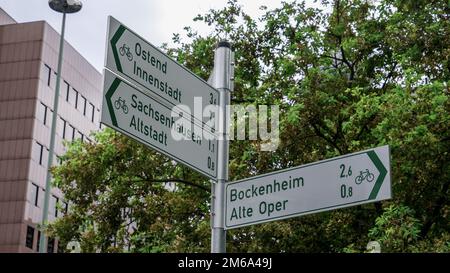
(0, 8, 16, 25)
(0, 8, 102, 252)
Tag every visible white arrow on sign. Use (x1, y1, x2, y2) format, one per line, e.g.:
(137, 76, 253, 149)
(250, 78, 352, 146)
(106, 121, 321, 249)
(101, 70, 218, 180)
(105, 16, 219, 128)
(225, 145, 391, 229)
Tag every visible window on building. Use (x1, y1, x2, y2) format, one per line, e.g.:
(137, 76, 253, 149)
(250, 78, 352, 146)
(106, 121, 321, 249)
(34, 142, 44, 165)
(81, 95, 87, 115)
(64, 81, 70, 102)
(36, 231, 41, 251)
(43, 147, 49, 167)
(51, 195, 59, 218)
(40, 188, 45, 209)
(42, 104, 48, 125)
(90, 103, 95, 122)
(57, 241, 64, 253)
(68, 88, 77, 106)
(75, 92, 84, 112)
(37, 103, 52, 126)
(37, 102, 46, 124)
(86, 102, 91, 121)
(69, 124, 75, 140)
(26, 226, 34, 249)
(38, 143, 44, 165)
(47, 237, 55, 253)
(73, 88, 79, 109)
(76, 130, 84, 141)
(44, 64, 51, 86)
(59, 117, 66, 139)
(60, 201, 69, 217)
(31, 183, 39, 207)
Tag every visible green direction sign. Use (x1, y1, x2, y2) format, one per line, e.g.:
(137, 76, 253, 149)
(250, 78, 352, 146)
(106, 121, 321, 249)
(105, 16, 219, 128)
(225, 146, 391, 229)
(101, 70, 218, 180)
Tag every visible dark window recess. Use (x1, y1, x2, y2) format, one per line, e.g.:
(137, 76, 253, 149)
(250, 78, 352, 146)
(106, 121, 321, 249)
(90, 103, 95, 122)
(53, 195, 59, 218)
(60, 117, 66, 139)
(64, 81, 70, 101)
(57, 241, 64, 253)
(47, 237, 55, 253)
(36, 231, 41, 251)
(32, 183, 39, 207)
(67, 124, 75, 140)
(74, 89, 79, 109)
(82, 96, 87, 116)
(43, 104, 47, 125)
(26, 226, 34, 249)
(63, 120, 66, 139)
(41, 103, 48, 125)
(44, 64, 51, 86)
(37, 142, 44, 165)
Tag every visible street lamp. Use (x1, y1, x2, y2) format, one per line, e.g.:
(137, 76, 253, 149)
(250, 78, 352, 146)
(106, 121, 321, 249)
(39, 0, 82, 253)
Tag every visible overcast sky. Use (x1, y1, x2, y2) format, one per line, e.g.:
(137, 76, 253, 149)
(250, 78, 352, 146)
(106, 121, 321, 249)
(0, 0, 298, 71)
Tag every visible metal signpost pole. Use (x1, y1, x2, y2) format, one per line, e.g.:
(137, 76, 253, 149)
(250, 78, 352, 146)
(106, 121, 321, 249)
(39, 10, 66, 254)
(211, 41, 233, 253)
(40, 0, 82, 253)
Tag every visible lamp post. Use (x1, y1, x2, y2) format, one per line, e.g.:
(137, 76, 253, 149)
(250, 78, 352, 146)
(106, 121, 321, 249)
(39, 0, 82, 253)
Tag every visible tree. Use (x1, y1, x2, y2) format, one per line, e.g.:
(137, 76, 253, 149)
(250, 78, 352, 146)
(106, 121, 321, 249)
(48, 0, 449, 252)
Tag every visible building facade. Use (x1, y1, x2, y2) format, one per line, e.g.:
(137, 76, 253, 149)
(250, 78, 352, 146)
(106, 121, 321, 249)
(0, 8, 102, 252)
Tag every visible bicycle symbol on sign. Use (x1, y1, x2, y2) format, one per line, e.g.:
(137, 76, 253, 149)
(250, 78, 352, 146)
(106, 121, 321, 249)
(114, 97, 129, 114)
(119, 44, 133, 61)
(355, 169, 375, 185)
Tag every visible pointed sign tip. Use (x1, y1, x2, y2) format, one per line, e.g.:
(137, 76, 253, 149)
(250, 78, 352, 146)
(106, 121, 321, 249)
(367, 150, 387, 200)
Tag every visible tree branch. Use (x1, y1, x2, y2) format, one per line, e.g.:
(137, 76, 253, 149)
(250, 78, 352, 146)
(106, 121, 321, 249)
(355, 112, 378, 140)
(332, 0, 355, 83)
(381, 62, 398, 90)
(340, 45, 355, 82)
(311, 122, 343, 154)
(321, 54, 345, 62)
(334, 115, 348, 154)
